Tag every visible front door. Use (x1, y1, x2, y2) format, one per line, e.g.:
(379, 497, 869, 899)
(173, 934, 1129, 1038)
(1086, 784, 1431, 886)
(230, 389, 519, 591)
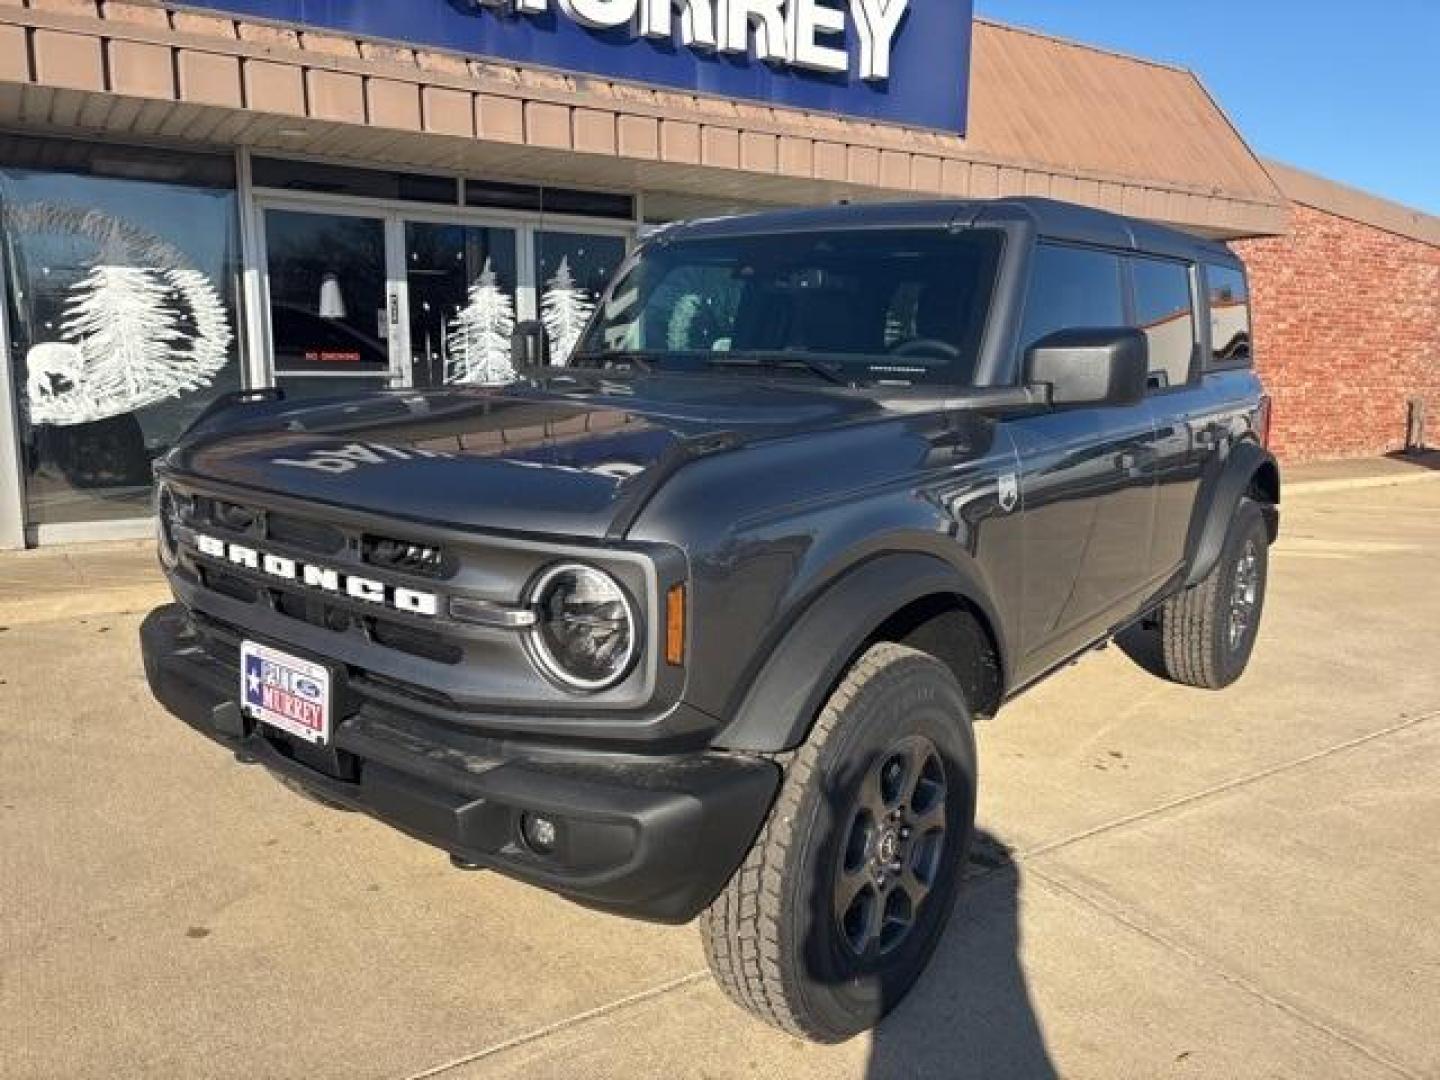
(1008, 243, 1158, 673)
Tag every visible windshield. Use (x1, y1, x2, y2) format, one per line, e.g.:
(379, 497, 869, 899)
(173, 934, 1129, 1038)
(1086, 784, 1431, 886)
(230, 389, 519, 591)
(572, 228, 1003, 387)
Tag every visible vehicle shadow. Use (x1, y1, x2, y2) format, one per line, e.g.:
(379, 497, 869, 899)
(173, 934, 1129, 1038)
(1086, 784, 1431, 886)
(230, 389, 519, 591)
(1384, 448, 1440, 471)
(861, 831, 1058, 1079)
(1114, 623, 1167, 679)
(789, 817, 1048, 1080)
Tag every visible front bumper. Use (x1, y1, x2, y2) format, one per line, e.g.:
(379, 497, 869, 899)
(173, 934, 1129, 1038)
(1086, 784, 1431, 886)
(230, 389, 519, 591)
(140, 604, 778, 924)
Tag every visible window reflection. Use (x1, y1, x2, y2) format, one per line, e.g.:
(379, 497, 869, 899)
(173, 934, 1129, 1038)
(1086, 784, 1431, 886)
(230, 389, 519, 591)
(1207, 265, 1252, 365)
(1131, 258, 1196, 389)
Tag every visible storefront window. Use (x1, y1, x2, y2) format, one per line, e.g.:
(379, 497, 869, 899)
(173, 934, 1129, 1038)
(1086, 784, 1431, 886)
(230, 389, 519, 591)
(405, 221, 519, 388)
(1, 144, 242, 528)
(536, 231, 627, 364)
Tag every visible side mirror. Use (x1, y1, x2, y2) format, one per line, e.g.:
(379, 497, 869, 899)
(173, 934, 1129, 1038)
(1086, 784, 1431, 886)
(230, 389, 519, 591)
(511, 320, 549, 369)
(1024, 327, 1148, 408)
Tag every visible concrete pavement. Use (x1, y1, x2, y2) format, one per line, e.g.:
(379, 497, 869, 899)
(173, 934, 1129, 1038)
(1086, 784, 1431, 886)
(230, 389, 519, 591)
(0, 539, 164, 626)
(2, 481, 1438, 1078)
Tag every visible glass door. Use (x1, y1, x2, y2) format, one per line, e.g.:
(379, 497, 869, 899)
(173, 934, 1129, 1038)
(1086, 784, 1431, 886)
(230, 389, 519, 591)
(254, 195, 634, 393)
(260, 206, 398, 399)
(403, 221, 520, 389)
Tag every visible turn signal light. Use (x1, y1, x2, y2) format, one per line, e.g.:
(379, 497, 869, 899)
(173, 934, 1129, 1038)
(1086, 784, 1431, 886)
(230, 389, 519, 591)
(1259, 394, 1273, 449)
(665, 584, 686, 666)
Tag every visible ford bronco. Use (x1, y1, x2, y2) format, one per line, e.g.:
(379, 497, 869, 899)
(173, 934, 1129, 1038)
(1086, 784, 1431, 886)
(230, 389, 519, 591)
(141, 198, 1278, 1041)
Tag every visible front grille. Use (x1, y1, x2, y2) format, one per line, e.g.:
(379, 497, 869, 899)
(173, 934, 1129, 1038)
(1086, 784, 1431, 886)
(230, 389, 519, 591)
(362, 534, 445, 577)
(369, 619, 463, 665)
(269, 512, 346, 556)
(183, 494, 461, 668)
(199, 564, 258, 603)
(209, 498, 260, 534)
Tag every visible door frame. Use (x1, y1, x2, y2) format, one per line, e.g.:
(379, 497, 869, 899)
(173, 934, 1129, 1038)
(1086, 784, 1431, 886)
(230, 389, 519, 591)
(245, 185, 634, 391)
(0, 253, 26, 549)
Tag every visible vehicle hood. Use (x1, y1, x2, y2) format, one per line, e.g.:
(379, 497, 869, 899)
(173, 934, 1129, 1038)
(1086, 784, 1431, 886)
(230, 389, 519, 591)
(165, 375, 888, 538)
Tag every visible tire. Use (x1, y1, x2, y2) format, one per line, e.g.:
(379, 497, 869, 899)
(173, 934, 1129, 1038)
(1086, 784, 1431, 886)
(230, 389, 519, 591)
(1159, 498, 1270, 689)
(699, 643, 977, 1043)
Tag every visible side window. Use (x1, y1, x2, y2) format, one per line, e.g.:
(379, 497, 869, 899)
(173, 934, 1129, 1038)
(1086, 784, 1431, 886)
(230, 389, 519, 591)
(1019, 244, 1126, 357)
(1206, 264, 1252, 366)
(1130, 258, 1197, 390)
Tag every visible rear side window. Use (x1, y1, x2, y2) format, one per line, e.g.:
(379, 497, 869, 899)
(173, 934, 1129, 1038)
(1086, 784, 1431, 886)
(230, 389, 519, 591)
(1019, 244, 1125, 356)
(1206, 264, 1252, 365)
(1130, 257, 1197, 390)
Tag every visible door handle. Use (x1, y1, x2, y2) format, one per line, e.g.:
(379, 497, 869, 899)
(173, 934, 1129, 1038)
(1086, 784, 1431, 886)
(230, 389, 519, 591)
(1117, 447, 1154, 472)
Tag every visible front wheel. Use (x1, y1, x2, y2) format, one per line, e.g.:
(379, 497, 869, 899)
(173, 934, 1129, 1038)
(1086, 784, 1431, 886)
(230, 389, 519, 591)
(699, 643, 977, 1042)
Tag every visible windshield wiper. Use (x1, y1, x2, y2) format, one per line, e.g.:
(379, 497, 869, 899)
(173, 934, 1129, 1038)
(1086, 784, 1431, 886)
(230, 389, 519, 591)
(706, 353, 851, 387)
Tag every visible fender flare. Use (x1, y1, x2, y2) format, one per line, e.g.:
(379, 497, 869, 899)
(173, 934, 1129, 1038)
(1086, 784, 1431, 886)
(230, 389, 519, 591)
(1185, 440, 1280, 587)
(714, 552, 1007, 754)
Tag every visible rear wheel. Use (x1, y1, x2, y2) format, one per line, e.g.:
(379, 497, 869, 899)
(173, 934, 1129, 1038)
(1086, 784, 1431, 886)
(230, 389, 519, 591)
(699, 643, 977, 1042)
(1159, 498, 1270, 689)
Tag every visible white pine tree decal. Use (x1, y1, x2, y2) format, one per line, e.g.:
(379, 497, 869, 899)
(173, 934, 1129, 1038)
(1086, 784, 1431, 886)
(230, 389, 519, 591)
(166, 266, 234, 392)
(444, 258, 517, 386)
(62, 266, 182, 402)
(540, 257, 594, 365)
(26, 262, 234, 427)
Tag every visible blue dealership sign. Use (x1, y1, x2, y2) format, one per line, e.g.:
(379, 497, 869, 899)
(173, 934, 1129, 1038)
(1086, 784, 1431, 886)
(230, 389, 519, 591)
(176, 0, 972, 133)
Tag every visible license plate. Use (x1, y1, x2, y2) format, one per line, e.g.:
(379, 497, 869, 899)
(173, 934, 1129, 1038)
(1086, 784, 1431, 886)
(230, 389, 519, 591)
(240, 641, 331, 746)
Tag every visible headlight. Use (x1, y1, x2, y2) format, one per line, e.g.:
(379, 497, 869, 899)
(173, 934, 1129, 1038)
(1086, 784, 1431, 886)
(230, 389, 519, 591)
(526, 563, 638, 691)
(155, 481, 181, 568)
(155, 482, 194, 569)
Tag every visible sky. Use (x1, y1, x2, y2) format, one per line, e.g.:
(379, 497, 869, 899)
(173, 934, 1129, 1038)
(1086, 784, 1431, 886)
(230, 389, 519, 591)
(971, 0, 1440, 216)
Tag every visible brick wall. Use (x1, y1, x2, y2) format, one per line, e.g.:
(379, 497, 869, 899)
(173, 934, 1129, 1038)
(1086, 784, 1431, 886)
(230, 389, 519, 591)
(1234, 203, 1440, 462)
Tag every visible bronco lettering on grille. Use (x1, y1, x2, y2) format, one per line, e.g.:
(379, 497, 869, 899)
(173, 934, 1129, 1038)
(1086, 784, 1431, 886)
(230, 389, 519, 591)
(194, 533, 440, 617)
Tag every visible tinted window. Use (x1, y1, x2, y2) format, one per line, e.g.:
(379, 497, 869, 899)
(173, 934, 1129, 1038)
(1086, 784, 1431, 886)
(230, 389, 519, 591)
(1130, 258, 1197, 389)
(1207, 264, 1252, 365)
(577, 229, 1004, 388)
(253, 157, 458, 205)
(1019, 244, 1125, 355)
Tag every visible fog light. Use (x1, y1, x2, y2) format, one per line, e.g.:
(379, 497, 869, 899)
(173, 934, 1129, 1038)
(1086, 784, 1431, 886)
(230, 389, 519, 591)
(521, 813, 558, 854)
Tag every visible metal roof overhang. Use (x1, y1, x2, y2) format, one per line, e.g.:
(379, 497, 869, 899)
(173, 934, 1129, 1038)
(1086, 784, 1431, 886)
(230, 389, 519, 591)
(0, 5, 1289, 239)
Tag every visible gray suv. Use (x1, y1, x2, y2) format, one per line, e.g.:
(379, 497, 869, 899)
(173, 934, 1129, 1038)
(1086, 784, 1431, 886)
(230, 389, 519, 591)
(142, 198, 1278, 1041)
